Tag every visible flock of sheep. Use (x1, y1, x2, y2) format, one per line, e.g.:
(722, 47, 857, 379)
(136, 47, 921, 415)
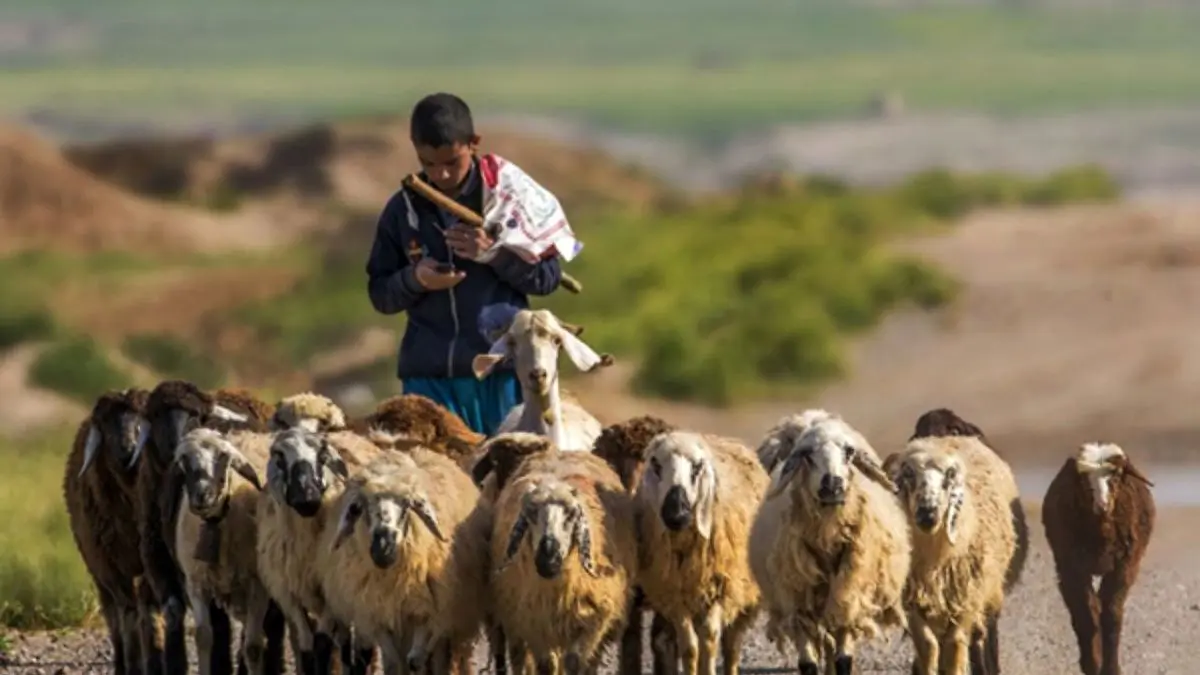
(64, 308, 1158, 675)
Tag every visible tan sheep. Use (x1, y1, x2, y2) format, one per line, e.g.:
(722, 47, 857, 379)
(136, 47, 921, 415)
(318, 448, 488, 675)
(749, 416, 908, 675)
(471, 308, 614, 451)
(754, 408, 835, 475)
(635, 431, 767, 675)
(892, 435, 1018, 675)
(171, 428, 275, 675)
(256, 426, 382, 675)
(491, 448, 637, 675)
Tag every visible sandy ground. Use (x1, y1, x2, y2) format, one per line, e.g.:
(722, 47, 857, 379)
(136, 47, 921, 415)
(4, 504, 1197, 674)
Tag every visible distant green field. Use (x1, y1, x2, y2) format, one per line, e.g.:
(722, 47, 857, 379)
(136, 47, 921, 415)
(3, 1, 1200, 137)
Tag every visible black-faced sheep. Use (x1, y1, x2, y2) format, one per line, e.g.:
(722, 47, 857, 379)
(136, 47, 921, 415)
(491, 446, 638, 675)
(256, 426, 381, 675)
(471, 308, 614, 451)
(750, 416, 907, 675)
(591, 416, 677, 675)
(133, 380, 266, 675)
(906, 407, 1029, 675)
(636, 430, 767, 675)
(64, 388, 150, 675)
(1042, 442, 1155, 675)
(892, 436, 1018, 675)
(319, 447, 489, 675)
(171, 428, 277, 675)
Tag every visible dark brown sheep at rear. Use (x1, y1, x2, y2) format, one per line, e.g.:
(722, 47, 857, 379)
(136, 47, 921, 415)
(349, 394, 485, 471)
(906, 407, 1028, 675)
(133, 380, 276, 675)
(592, 415, 677, 675)
(64, 388, 150, 675)
(1042, 442, 1155, 675)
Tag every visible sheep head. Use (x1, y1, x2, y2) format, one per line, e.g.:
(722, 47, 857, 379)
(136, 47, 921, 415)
(893, 442, 966, 545)
(639, 431, 718, 539)
(471, 308, 613, 424)
(909, 407, 988, 444)
(266, 427, 350, 518)
(471, 432, 555, 490)
(270, 392, 347, 433)
(170, 428, 262, 521)
(1074, 442, 1154, 515)
(79, 388, 150, 478)
(755, 409, 835, 475)
(766, 416, 893, 505)
(498, 476, 598, 580)
(331, 457, 448, 569)
(135, 380, 250, 468)
(593, 415, 675, 491)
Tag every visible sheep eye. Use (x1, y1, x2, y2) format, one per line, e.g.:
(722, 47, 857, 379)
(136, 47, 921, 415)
(842, 444, 855, 460)
(551, 334, 563, 347)
(944, 467, 958, 483)
(691, 459, 704, 479)
(347, 501, 363, 517)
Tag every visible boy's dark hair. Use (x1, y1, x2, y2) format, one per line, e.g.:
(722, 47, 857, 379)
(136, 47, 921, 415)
(410, 93, 475, 147)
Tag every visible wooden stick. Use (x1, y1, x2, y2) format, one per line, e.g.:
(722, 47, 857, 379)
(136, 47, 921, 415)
(402, 173, 583, 294)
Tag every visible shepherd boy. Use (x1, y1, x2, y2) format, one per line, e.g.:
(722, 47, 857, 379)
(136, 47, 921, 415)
(366, 92, 564, 435)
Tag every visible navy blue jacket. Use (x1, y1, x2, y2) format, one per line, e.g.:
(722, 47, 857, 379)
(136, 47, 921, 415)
(365, 158, 563, 379)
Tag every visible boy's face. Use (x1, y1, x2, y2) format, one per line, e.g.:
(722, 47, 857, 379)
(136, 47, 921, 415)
(414, 138, 480, 194)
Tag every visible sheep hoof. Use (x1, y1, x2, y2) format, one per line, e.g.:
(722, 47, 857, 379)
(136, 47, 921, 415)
(799, 662, 819, 675)
(834, 655, 852, 675)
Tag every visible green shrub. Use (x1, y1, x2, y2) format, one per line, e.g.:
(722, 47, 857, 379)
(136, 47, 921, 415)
(0, 428, 97, 629)
(121, 333, 225, 388)
(29, 337, 134, 404)
(0, 306, 57, 352)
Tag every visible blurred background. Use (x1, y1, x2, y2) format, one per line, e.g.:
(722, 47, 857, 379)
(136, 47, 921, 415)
(2, 0, 1199, 670)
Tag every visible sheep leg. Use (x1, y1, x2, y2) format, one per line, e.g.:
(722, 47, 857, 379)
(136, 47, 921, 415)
(488, 620, 509, 675)
(907, 614, 937, 675)
(189, 589, 215, 675)
(1056, 572, 1102, 675)
(719, 609, 755, 675)
(119, 604, 145, 675)
(378, 633, 406, 675)
(280, 609, 317, 675)
(163, 594, 190, 675)
(261, 600, 286, 675)
(674, 618, 700, 675)
(791, 630, 821, 675)
(97, 587, 126, 675)
(236, 587, 273, 675)
(209, 600, 236, 675)
(340, 635, 376, 675)
(405, 625, 433, 674)
(936, 627, 971, 675)
(134, 576, 166, 675)
(617, 604, 644, 675)
(696, 609, 722, 675)
(829, 629, 855, 675)
(1098, 573, 1130, 675)
(651, 612, 679, 675)
(507, 637, 532, 675)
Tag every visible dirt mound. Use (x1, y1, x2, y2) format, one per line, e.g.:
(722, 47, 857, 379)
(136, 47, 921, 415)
(64, 117, 675, 216)
(0, 125, 278, 254)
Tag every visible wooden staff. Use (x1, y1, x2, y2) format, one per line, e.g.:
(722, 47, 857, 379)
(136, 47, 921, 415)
(402, 173, 583, 294)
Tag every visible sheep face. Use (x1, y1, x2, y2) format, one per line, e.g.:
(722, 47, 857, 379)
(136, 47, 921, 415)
(767, 418, 893, 505)
(267, 428, 349, 517)
(1073, 442, 1154, 515)
(136, 381, 250, 467)
(499, 478, 598, 580)
(471, 309, 612, 421)
(640, 431, 717, 539)
(270, 392, 347, 433)
(172, 428, 263, 520)
(895, 449, 966, 543)
(331, 465, 448, 569)
(79, 390, 149, 477)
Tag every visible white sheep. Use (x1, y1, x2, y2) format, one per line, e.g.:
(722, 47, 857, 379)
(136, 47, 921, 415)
(490, 447, 638, 675)
(891, 435, 1019, 675)
(635, 430, 768, 675)
(749, 416, 908, 675)
(471, 308, 613, 451)
(319, 445, 489, 675)
(170, 428, 276, 675)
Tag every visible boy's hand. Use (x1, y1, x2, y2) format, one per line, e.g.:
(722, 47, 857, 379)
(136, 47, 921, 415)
(445, 224, 494, 260)
(414, 258, 466, 290)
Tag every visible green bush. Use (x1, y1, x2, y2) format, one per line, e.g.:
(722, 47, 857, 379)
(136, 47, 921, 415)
(0, 428, 97, 629)
(122, 333, 225, 388)
(29, 337, 134, 404)
(0, 306, 57, 352)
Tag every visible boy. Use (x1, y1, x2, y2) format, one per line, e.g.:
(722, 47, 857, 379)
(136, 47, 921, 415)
(365, 92, 563, 436)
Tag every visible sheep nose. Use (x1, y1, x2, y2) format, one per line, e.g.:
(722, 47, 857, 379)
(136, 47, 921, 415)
(818, 475, 846, 504)
(286, 465, 323, 517)
(534, 537, 563, 579)
(914, 506, 938, 530)
(661, 485, 692, 531)
(530, 368, 548, 384)
(370, 530, 397, 568)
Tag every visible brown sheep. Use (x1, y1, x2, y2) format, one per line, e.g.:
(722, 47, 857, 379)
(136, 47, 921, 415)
(1042, 442, 1155, 675)
(592, 416, 677, 675)
(906, 407, 1029, 675)
(132, 380, 272, 675)
(349, 394, 485, 471)
(64, 388, 150, 675)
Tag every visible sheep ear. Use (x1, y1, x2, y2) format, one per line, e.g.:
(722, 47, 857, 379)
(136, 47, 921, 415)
(79, 424, 103, 478)
(766, 451, 805, 501)
(210, 405, 249, 423)
(853, 453, 897, 493)
(944, 469, 965, 545)
(1120, 461, 1154, 488)
(570, 507, 599, 577)
(694, 459, 717, 540)
(472, 338, 510, 380)
(266, 452, 287, 502)
(164, 456, 189, 538)
(331, 495, 363, 551)
(755, 434, 783, 473)
(129, 418, 151, 470)
(228, 449, 263, 491)
(471, 451, 496, 487)
(410, 499, 448, 542)
(559, 329, 612, 373)
(498, 508, 532, 573)
(321, 440, 349, 480)
(557, 321, 585, 337)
